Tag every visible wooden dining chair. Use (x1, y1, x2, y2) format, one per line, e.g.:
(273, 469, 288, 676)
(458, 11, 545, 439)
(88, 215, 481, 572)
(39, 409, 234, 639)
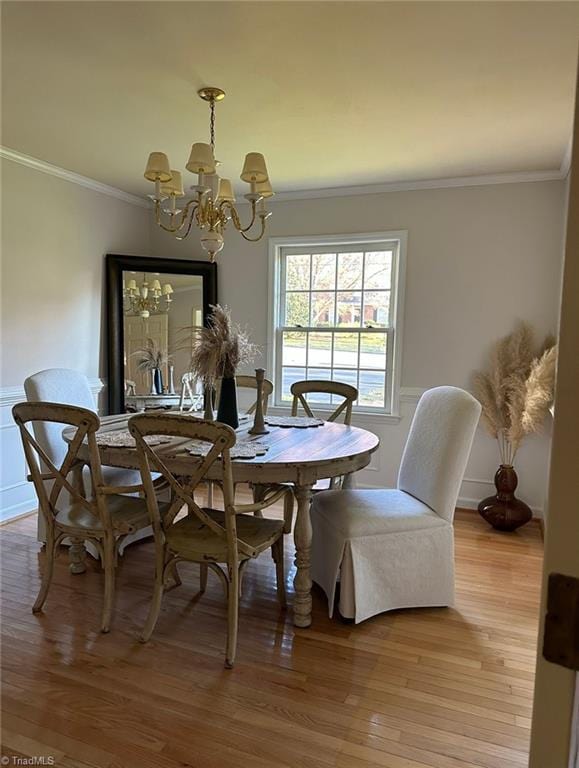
(179, 372, 203, 412)
(12, 401, 155, 633)
(24, 368, 145, 553)
(209, 373, 275, 507)
(290, 379, 358, 426)
(128, 413, 287, 669)
(214, 373, 274, 416)
(266, 379, 359, 533)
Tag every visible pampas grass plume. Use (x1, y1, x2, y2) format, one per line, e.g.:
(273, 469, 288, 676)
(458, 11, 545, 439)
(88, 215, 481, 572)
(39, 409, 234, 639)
(473, 322, 557, 464)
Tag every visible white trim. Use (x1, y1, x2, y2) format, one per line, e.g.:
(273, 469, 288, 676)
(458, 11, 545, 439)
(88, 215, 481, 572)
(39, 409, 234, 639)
(268, 169, 564, 203)
(462, 476, 495, 487)
(265, 403, 403, 425)
(1, 480, 29, 493)
(0, 146, 149, 209)
(1, 146, 567, 210)
(399, 387, 425, 404)
(561, 137, 573, 179)
(0, 378, 105, 407)
(0, 498, 37, 524)
(0, 507, 36, 526)
(267, 232, 407, 416)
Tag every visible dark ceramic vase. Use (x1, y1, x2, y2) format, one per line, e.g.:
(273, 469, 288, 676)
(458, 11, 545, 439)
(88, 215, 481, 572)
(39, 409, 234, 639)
(153, 367, 164, 395)
(203, 385, 214, 421)
(478, 465, 532, 532)
(216, 376, 239, 430)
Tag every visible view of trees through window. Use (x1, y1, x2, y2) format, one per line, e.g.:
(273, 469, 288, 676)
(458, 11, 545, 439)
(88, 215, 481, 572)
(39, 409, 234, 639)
(278, 247, 395, 410)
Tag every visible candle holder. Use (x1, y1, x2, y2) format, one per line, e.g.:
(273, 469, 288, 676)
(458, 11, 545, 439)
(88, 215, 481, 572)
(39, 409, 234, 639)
(249, 368, 269, 435)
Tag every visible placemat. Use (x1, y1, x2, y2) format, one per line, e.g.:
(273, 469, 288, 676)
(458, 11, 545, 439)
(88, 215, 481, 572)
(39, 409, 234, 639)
(187, 438, 269, 460)
(95, 429, 173, 448)
(264, 416, 324, 428)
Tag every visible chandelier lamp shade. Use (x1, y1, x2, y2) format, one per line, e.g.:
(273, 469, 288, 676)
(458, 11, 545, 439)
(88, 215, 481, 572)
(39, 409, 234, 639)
(123, 274, 174, 319)
(143, 86, 273, 261)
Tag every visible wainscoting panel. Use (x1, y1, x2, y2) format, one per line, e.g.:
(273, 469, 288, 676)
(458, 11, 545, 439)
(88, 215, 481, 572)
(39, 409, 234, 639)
(0, 379, 104, 523)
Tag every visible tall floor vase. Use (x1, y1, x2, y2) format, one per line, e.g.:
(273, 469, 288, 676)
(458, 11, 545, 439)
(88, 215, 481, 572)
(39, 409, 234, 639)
(478, 464, 532, 532)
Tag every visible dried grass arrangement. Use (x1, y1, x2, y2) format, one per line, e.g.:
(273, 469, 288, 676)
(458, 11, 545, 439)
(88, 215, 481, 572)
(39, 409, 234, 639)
(132, 338, 172, 373)
(473, 322, 557, 465)
(189, 304, 257, 385)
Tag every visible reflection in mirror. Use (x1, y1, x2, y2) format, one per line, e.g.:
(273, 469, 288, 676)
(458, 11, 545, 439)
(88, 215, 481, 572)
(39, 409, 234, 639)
(122, 271, 204, 412)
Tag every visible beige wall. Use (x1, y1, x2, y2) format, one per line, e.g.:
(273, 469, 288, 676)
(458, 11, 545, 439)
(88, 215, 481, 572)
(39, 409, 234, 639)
(150, 179, 566, 513)
(530, 83, 579, 768)
(0, 158, 150, 520)
(1, 158, 151, 387)
(0, 164, 566, 519)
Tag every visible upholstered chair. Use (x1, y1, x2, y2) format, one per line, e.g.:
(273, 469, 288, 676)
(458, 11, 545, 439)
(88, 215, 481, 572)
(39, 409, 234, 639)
(310, 386, 481, 623)
(23, 368, 146, 550)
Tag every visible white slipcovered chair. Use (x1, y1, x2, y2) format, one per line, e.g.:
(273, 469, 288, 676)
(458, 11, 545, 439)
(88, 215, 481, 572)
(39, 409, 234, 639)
(23, 368, 148, 553)
(311, 386, 481, 623)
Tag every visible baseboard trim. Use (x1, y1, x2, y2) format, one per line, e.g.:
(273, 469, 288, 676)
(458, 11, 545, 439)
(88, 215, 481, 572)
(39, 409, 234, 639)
(0, 507, 37, 526)
(0, 498, 37, 525)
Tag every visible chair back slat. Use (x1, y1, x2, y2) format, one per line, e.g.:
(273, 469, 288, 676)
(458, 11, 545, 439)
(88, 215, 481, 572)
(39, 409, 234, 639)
(290, 380, 358, 424)
(214, 374, 274, 416)
(128, 414, 256, 558)
(12, 402, 103, 525)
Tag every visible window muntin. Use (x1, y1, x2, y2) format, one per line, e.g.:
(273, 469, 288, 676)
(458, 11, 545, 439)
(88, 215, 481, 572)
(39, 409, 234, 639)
(274, 237, 403, 413)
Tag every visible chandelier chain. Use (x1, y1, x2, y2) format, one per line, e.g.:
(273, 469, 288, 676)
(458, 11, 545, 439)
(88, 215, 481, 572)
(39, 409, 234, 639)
(209, 97, 216, 150)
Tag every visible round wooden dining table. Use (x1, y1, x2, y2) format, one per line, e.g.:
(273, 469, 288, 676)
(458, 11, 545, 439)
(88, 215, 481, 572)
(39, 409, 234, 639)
(64, 413, 380, 628)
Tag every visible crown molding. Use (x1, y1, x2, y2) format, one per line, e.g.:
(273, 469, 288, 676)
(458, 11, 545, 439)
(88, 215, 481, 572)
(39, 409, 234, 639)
(268, 169, 565, 203)
(1, 145, 569, 208)
(0, 146, 150, 209)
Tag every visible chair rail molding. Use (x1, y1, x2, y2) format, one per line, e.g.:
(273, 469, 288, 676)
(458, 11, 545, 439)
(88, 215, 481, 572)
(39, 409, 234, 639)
(0, 378, 104, 407)
(0, 379, 105, 523)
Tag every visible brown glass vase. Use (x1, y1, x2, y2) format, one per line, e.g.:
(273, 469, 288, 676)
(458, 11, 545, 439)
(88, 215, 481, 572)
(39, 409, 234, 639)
(478, 465, 532, 532)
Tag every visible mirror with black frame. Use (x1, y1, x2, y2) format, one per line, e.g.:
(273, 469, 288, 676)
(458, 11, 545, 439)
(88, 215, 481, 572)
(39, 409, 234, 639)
(105, 254, 217, 414)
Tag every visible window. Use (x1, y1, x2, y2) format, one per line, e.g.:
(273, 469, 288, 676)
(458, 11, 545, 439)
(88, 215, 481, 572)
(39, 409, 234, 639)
(268, 232, 406, 415)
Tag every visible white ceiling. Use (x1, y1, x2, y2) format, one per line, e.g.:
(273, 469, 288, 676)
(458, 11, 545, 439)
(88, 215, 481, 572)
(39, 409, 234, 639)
(2, 1, 579, 198)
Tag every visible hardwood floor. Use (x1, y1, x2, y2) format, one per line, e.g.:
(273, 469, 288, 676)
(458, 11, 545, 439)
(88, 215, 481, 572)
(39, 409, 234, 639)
(1, 498, 543, 768)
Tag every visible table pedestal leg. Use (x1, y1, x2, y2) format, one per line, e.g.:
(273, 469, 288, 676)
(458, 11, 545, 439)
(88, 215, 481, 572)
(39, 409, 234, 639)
(293, 484, 313, 628)
(69, 537, 87, 575)
(252, 483, 265, 517)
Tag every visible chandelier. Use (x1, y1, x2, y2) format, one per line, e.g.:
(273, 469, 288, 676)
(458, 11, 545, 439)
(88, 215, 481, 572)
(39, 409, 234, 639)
(143, 86, 273, 261)
(123, 274, 174, 319)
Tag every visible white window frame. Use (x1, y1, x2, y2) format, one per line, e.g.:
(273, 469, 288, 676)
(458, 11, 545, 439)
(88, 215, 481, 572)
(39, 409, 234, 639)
(267, 231, 407, 418)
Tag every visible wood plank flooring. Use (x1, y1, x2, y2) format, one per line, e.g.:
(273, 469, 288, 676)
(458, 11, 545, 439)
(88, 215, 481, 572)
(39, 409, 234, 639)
(0, 497, 543, 768)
